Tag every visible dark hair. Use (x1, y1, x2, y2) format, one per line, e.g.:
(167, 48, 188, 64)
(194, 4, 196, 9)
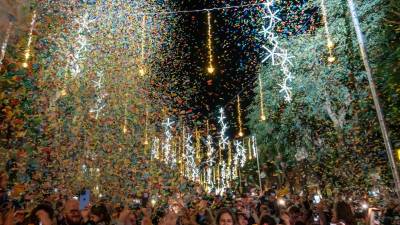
(91, 203, 111, 224)
(259, 215, 276, 225)
(216, 208, 237, 225)
(335, 201, 356, 225)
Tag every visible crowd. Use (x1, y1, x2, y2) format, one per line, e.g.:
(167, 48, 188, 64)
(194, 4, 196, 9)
(0, 171, 399, 225)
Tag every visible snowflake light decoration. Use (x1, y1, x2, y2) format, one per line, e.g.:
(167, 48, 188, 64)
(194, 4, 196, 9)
(260, 0, 295, 102)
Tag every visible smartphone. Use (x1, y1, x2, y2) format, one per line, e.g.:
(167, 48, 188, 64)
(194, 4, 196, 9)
(79, 190, 90, 210)
(313, 195, 321, 204)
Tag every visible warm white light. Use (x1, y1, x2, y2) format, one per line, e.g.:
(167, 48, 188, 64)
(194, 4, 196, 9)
(238, 132, 244, 137)
(151, 199, 156, 206)
(60, 89, 67, 96)
(361, 203, 369, 210)
(22, 62, 28, 68)
(278, 198, 286, 206)
(207, 66, 215, 74)
(328, 56, 336, 63)
(260, 115, 266, 121)
(139, 68, 145, 76)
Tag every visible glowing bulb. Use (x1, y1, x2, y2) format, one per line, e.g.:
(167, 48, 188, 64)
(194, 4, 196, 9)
(238, 132, 244, 137)
(328, 56, 336, 63)
(327, 40, 334, 49)
(123, 126, 127, 134)
(139, 68, 145, 76)
(207, 66, 214, 74)
(151, 199, 156, 206)
(73, 196, 78, 200)
(260, 115, 266, 121)
(397, 148, 400, 161)
(278, 198, 286, 206)
(22, 62, 28, 68)
(144, 140, 149, 145)
(361, 203, 369, 210)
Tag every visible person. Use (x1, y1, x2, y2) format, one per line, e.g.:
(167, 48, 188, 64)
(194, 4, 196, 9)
(332, 201, 355, 225)
(27, 203, 55, 225)
(0, 171, 9, 207)
(87, 204, 111, 225)
(259, 215, 276, 225)
(237, 212, 248, 225)
(216, 208, 237, 225)
(59, 199, 83, 225)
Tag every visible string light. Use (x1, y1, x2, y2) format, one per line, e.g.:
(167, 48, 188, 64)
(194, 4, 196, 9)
(237, 95, 244, 137)
(185, 133, 200, 181)
(195, 127, 201, 162)
(89, 71, 107, 119)
(251, 136, 258, 157)
(234, 140, 246, 168)
(22, 11, 37, 68)
(206, 11, 215, 74)
(144, 107, 149, 145)
(151, 137, 160, 160)
(68, 12, 92, 78)
(320, 0, 336, 63)
(247, 138, 252, 160)
(258, 74, 266, 121)
(162, 118, 175, 167)
(218, 108, 229, 150)
(139, 15, 147, 76)
(0, 21, 12, 66)
(260, 1, 294, 102)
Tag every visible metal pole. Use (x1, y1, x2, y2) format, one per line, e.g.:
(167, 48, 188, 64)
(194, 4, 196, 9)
(254, 136, 263, 191)
(346, 0, 400, 198)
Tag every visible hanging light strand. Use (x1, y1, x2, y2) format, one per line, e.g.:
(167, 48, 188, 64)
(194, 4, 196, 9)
(0, 21, 12, 66)
(207, 11, 215, 74)
(139, 15, 147, 76)
(22, 11, 37, 68)
(237, 95, 244, 137)
(320, 0, 336, 63)
(258, 74, 266, 121)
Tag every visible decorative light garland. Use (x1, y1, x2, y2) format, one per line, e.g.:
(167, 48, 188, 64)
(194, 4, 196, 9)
(195, 127, 201, 162)
(258, 74, 266, 121)
(89, 71, 107, 119)
(151, 137, 160, 160)
(218, 108, 229, 150)
(320, 0, 336, 63)
(234, 140, 247, 168)
(260, 1, 294, 102)
(139, 15, 147, 76)
(251, 136, 258, 159)
(206, 11, 215, 74)
(185, 133, 200, 181)
(22, 11, 37, 68)
(0, 21, 12, 66)
(237, 95, 244, 137)
(162, 118, 175, 167)
(68, 12, 92, 78)
(143, 107, 149, 145)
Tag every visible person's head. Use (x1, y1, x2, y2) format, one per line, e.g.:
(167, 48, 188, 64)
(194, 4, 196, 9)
(259, 215, 276, 225)
(90, 204, 111, 224)
(0, 171, 8, 190)
(334, 201, 355, 225)
(288, 205, 301, 224)
(63, 199, 82, 225)
(30, 203, 55, 224)
(237, 212, 248, 225)
(216, 208, 237, 225)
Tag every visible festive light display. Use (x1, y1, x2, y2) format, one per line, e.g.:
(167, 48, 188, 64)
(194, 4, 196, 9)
(260, 1, 295, 102)
(237, 95, 244, 137)
(89, 71, 107, 119)
(258, 74, 267, 121)
(68, 12, 92, 78)
(218, 108, 229, 150)
(0, 21, 12, 66)
(320, 0, 336, 63)
(22, 11, 37, 68)
(206, 11, 215, 74)
(162, 118, 175, 167)
(234, 140, 246, 168)
(185, 133, 199, 181)
(139, 15, 147, 76)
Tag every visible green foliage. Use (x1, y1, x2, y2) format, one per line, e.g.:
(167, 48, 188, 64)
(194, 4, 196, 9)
(247, 0, 399, 192)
